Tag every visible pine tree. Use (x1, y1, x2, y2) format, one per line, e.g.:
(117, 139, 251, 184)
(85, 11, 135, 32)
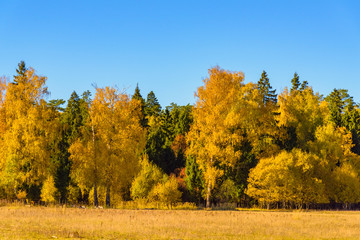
(185, 156, 203, 203)
(145, 91, 161, 117)
(290, 72, 300, 92)
(300, 80, 308, 91)
(257, 70, 277, 104)
(13, 61, 27, 84)
(325, 89, 353, 127)
(132, 84, 147, 127)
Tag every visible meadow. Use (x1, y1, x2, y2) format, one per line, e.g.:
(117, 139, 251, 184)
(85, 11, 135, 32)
(1, 206, 360, 239)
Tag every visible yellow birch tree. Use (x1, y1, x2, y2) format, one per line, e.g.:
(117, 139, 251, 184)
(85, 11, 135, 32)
(187, 66, 248, 208)
(70, 86, 146, 206)
(0, 66, 53, 201)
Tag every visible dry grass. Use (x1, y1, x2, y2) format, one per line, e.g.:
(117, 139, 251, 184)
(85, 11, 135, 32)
(1, 206, 360, 239)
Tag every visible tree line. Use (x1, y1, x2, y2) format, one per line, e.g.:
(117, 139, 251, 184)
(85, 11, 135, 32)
(0, 62, 359, 209)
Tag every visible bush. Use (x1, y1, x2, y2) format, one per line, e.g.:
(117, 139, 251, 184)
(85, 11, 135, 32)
(130, 155, 166, 200)
(149, 175, 182, 208)
(41, 176, 57, 204)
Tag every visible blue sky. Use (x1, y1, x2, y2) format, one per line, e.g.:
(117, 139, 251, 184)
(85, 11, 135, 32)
(0, 1, 359, 107)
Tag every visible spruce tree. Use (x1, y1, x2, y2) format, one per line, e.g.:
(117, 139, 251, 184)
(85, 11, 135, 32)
(185, 156, 204, 203)
(299, 80, 308, 91)
(145, 91, 161, 117)
(13, 61, 27, 84)
(290, 72, 300, 92)
(325, 89, 352, 127)
(131, 84, 147, 127)
(257, 70, 277, 104)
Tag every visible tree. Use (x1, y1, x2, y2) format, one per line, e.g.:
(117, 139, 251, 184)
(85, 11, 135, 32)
(257, 70, 277, 105)
(277, 87, 328, 151)
(324, 89, 360, 154)
(149, 175, 182, 208)
(52, 91, 92, 204)
(0, 64, 54, 202)
(308, 124, 360, 204)
(13, 61, 27, 84)
(132, 84, 147, 127)
(145, 113, 176, 174)
(216, 179, 239, 204)
(41, 176, 57, 204)
(187, 66, 247, 208)
(145, 91, 161, 117)
(290, 72, 300, 92)
(246, 149, 328, 209)
(70, 86, 146, 207)
(145, 103, 193, 174)
(130, 154, 166, 200)
(325, 89, 353, 127)
(185, 155, 204, 203)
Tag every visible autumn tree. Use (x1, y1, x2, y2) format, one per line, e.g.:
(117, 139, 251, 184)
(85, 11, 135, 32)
(70, 86, 146, 207)
(0, 63, 54, 201)
(187, 66, 249, 207)
(325, 89, 360, 155)
(277, 87, 328, 151)
(246, 149, 328, 209)
(308, 124, 360, 205)
(130, 154, 166, 200)
(149, 175, 182, 208)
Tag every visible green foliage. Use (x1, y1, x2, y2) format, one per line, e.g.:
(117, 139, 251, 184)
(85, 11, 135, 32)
(145, 103, 193, 174)
(131, 84, 147, 127)
(325, 89, 354, 127)
(2, 62, 360, 209)
(13, 61, 27, 84)
(216, 179, 239, 203)
(290, 72, 300, 92)
(325, 89, 360, 155)
(185, 156, 204, 202)
(257, 70, 277, 105)
(145, 91, 161, 117)
(130, 155, 166, 200)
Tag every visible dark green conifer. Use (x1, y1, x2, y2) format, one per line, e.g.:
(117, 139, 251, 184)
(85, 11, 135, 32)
(257, 70, 277, 104)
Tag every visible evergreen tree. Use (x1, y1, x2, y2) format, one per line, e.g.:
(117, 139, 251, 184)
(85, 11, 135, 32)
(325, 89, 352, 127)
(131, 84, 147, 127)
(13, 61, 27, 84)
(145, 91, 161, 117)
(326, 89, 360, 155)
(63, 91, 85, 141)
(257, 70, 277, 104)
(290, 72, 300, 92)
(50, 91, 92, 203)
(185, 156, 204, 203)
(300, 80, 308, 91)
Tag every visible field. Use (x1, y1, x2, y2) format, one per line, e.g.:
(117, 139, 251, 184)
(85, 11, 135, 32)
(1, 206, 360, 239)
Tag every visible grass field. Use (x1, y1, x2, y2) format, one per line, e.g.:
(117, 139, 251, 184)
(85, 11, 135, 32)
(1, 206, 360, 239)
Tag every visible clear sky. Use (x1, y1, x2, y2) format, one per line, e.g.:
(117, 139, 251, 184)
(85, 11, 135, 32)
(0, 0, 359, 107)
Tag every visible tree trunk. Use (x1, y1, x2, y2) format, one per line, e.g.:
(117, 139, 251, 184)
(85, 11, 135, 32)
(94, 183, 98, 207)
(206, 181, 211, 208)
(106, 185, 110, 207)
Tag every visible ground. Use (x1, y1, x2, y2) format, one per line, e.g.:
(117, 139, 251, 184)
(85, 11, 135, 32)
(0, 206, 360, 239)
